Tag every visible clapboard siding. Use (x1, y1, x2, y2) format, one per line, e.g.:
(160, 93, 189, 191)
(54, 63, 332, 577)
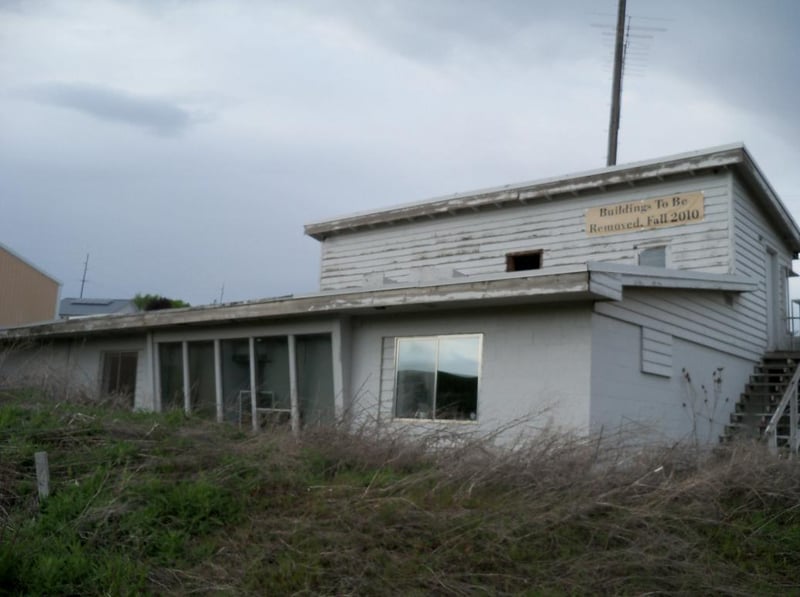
(378, 337, 396, 422)
(595, 288, 763, 361)
(641, 327, 672, 377)
(594, 172, 795, 361)
(731, 177, 794, 348)
(320, 176, 731, 290)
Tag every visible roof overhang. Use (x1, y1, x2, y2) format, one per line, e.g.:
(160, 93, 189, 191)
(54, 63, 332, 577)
(588, 262, 759, 293)
(0, 265, 759, 342)
(304, 143, 800, 253)
(1, 268, 614, 341)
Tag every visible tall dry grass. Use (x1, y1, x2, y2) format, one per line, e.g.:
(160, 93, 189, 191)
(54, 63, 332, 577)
(2, 391, 800, 594)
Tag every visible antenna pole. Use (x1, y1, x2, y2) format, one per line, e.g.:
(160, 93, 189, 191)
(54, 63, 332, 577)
(79, 253, 89, 298)
(606, 0, 627, 166)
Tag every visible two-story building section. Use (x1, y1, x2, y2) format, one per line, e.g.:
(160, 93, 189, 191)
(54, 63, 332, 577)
(2, 143, 799, 445)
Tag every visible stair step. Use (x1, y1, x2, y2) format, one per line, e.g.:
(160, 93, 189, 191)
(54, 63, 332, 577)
(721, 352, 800, 447)
(730, 412, 774, 422)
(739, 393, 780, 404)
(749, 374, 790, 383)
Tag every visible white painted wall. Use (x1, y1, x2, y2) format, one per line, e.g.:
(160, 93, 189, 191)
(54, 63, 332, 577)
(320, 174, 732, 290)
(0, 336, 150, 408)
(731, 177, 795, 350)
(347, 305, 594, 441)
(590, 313, 755, 444)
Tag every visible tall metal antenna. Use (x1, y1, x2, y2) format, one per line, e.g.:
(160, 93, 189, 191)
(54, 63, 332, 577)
(606, 0, 627, 166)
(79, 253, 89, 298)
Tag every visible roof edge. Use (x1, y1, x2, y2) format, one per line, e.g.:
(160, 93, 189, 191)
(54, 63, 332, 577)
(0, 269, 597, 340)
(0, 241, 62, 286)
(304, 143, 747, 240)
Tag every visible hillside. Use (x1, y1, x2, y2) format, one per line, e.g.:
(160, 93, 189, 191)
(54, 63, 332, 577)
(2, 392, 800, 595)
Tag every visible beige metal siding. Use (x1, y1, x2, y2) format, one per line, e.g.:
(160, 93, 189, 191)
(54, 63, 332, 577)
(0, 247, 59, 327)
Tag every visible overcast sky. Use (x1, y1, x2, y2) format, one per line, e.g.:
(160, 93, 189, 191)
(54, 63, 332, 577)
(2, 0, 799, 305)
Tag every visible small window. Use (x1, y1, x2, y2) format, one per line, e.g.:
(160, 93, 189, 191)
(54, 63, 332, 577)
(101, 351, 138, 401)
(638, 246, 666, 268)
(394, 335, 481, 421)
(506, 250, 542, 272)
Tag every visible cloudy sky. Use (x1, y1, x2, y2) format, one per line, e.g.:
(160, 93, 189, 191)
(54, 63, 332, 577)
(2, 0, 799, 305)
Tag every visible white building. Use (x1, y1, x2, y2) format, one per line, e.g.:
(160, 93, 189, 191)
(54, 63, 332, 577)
(2, 143, 799, 444)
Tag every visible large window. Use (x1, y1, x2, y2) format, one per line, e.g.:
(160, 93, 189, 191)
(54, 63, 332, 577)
(394, 335, 481, 421)
(101, 351, 138, 403)
(189, 341, 216, 416)
(154, 333, 337, 428)
(221, 338, 251, 423)
(159, 342, 183, 410)
(296, 334, 335, 425)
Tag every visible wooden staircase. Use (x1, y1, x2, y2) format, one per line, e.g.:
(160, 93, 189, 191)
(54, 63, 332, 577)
(722, 352, 800, 451)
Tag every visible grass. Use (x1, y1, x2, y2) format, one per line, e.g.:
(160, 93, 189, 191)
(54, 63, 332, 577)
(2, 391, 800, 595)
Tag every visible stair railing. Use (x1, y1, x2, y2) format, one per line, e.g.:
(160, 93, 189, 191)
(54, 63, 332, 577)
(764, 363, 800, 455)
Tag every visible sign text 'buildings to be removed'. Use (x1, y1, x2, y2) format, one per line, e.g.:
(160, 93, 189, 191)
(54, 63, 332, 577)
(585, 192, 705, 236)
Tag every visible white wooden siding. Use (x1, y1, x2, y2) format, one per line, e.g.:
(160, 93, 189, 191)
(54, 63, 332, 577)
(596, 287, 763, 361)
(319, 175, 731, 290)
(593, 173, 796, 362)
(731, 177, 794, 347)
(641, 328, 672, 377)
(378, 336, 395, 422)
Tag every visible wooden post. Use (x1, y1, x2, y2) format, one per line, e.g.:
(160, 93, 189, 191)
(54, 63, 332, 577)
(288, 335, 300, 436)
(214, 339, 223, 423)
(249, 337, 258, 432)
(182, 341, 191, 414)
(606, 0, 627, 166)
(35, 451, 50, 500)
(791, 380, 798, 455)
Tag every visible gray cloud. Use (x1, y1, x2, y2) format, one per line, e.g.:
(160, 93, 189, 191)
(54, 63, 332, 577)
(23, 82, 193, 136)
(300, 0, 600, 63)
(2, 0, 799, 305)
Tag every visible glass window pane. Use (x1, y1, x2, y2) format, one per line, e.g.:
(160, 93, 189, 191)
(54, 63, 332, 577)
(221, 339, 250, 424)
(296, 334, 335, 426)
(395, 338, 436, 419)
(102, 352, 138, 406)
(188, 341, 216, 417)
(254, 336, 291, 411)
(435, 337, 480, 420)
(639, 246, 666, 268)
(159, 343, 183, 411)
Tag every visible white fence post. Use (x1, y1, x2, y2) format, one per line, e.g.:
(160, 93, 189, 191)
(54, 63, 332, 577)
(34, 451, 50, 500)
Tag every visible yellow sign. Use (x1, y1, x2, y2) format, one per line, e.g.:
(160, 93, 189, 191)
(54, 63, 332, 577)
(585, 192, 704, 236)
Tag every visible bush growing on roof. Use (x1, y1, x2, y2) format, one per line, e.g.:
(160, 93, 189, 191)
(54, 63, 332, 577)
(132, 293, 190, 311)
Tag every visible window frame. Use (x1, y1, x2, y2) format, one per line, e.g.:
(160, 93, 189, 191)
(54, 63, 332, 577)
(100, 350, 138, 400)
(392, 333, 483, 423)
(506, 250, 543, 272)
(637, 244, 668, 268)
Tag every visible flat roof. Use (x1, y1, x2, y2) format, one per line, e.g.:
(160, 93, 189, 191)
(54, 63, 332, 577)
(304, 143, 800, 252)
(0, 265, 757, 341)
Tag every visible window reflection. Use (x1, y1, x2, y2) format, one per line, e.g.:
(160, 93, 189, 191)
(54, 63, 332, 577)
(395, 335, 480, 421)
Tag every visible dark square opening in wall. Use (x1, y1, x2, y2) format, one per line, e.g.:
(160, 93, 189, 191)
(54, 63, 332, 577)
(506, 250, 542, 272)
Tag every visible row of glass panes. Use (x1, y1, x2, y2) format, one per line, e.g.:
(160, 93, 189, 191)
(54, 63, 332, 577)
(157, 334, 335, 429)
